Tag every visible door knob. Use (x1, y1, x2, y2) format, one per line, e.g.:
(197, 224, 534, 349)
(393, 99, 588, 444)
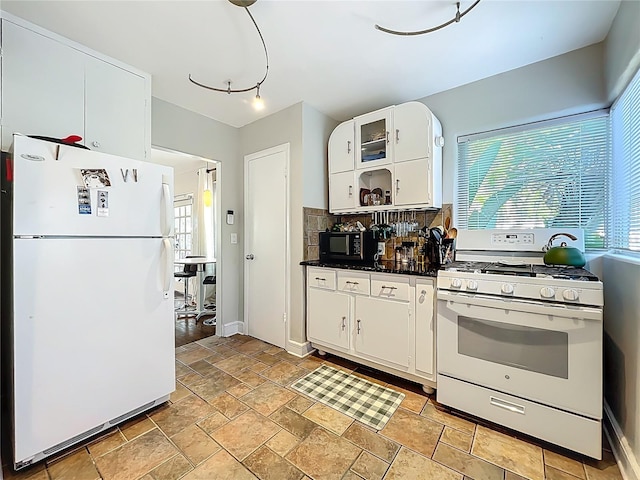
(92, 141, 101, 148)
(246, 254, 255, 260)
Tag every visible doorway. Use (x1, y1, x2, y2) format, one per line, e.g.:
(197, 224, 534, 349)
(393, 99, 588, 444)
(150, 147, 222, 347)
(244, 144, 289, 349)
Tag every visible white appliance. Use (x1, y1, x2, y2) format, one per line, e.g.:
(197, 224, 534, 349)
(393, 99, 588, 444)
(436, 228, 603, 459)
(1, 135, 176, 469)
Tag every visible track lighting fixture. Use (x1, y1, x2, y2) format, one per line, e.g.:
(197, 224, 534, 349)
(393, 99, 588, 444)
(375, 0, 481, 36)
(188, 0, 269, 110)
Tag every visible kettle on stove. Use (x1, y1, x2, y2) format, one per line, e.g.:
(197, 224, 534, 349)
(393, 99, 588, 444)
(542, 233, 586, 267)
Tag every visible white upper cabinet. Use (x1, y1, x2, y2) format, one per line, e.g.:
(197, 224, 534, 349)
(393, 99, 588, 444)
(328, 120, 355, 174)
(329, 170, 357, 212)
(1, 16, 151, 160)
(84, 57, 147, 160)
(1, 21, 85, 150)
(393, 102, 432, 163)
(355, 107, 393, 169)
(328, 101, 443, 213)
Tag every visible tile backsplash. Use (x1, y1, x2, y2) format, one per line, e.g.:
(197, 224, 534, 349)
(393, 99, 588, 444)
(302, 204, 453, 261)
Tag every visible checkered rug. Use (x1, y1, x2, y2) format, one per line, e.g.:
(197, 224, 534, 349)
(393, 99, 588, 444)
(291, 364, 405, 430)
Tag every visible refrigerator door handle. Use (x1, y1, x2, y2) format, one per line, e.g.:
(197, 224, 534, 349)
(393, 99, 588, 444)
(162, 183, 172, 237)
(163, 238, 173, 296)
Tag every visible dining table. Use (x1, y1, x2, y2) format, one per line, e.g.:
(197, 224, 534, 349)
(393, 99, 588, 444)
(174, 257, 217, 325)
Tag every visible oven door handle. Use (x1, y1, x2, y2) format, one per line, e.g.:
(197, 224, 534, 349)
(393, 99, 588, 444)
(437, 291, 602, 321)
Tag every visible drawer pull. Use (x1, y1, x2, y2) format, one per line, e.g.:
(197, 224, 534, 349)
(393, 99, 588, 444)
(489, 396, 525, 415)
(381, 285, 397, 290)
(357, 319, 361, 334)
(315, 277, 326, 281)
(345, 281, 359, 285)
(341, 316, 346, 331)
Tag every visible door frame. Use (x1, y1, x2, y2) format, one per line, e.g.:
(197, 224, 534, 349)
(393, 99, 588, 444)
(150, 145, 222, 338)
(243, 143, 290, 349)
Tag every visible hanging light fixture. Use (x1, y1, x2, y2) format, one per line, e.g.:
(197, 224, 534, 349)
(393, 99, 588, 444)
(375, 0, 481, 36)
(188, 0, 269, 110)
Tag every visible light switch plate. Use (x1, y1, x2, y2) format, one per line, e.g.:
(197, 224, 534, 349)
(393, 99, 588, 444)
(230, 233, 238, 244)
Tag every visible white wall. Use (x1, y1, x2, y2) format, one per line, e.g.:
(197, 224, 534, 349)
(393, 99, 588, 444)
(302, 103, 338, 209)
(415, 43, 607, 205)
(152, 97, 243, 331)
(600, 2, 640, 477)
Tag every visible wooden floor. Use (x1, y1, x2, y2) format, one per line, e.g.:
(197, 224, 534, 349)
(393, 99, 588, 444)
(175, 315, 216, 347)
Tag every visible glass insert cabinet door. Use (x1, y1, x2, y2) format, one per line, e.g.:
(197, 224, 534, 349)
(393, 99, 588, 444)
(355, 107, 393, 169)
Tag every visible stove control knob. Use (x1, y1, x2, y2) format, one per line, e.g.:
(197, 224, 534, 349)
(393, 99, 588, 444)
(501, 283, 514, 295)
(450, 278, 462, 289)
(467, 280, 479, 291)
(562, 289, 579, 301)
(540, 286, 556, 299)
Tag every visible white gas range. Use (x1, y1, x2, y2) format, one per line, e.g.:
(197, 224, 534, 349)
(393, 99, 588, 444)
(436, 228, 603, 459)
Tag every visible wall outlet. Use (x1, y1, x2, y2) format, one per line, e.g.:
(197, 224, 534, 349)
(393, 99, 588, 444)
(230, 233, 238, 244)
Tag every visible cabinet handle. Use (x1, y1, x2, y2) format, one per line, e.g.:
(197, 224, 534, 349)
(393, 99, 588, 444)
(348, 185, 353, 197)
(386, 131, 390, 144)
(357, 319, 361, 334)
(345, 281, 359, 285)
(381, 285, 397, 290)
(315, 277, 326, 281)
(92, 141, 101, 148)
(347, 141, 352, 154)
(396, 129, 400, 143)
(396, 179, 400, 194)
(341, 316, 346, 331)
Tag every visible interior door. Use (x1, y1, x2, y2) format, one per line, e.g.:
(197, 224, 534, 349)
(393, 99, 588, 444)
(244, 145, 288, 348)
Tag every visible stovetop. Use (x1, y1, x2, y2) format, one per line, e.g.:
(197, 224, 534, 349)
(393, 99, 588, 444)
(443, 261, 600, 282)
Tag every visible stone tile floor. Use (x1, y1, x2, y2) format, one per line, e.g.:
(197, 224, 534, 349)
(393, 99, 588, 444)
(3, 334, 623, 480)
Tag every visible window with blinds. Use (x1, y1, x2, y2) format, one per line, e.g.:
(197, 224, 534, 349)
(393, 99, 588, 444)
(610, 67, 640, 252)
(457, 111, 610, 248)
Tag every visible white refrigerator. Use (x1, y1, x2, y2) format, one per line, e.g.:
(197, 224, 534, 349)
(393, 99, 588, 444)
(2, 135, 176, 469)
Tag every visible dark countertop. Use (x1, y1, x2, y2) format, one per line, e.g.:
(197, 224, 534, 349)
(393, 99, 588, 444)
(300, 260, 439, 278)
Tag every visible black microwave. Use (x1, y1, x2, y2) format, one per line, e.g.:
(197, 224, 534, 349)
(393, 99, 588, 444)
(319, 231, 377, 264)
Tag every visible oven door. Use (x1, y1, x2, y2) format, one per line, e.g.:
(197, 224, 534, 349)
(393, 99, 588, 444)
(437, 291, 602, 419)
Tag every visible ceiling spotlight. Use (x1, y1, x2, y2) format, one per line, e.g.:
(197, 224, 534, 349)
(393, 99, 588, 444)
(375, 0, 481, 36)
(188, 0, 269, 108)
(253, 84, 265, 110)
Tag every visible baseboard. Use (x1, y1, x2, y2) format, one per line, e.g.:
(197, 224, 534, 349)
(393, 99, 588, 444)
(286, 339, 315, 358)
(604, 400, 640, 480)
(220, 321, 244, 337)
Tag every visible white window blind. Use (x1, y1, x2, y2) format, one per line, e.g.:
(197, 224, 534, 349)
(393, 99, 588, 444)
(610, 67, 640, 251)
(457, 112, 610, 248)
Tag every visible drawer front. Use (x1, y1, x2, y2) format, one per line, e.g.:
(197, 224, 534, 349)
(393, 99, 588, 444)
(437, 374, 602, 458)
(371, 275, 410, 302)
(337, 271, 370, 296)
(307, 268, 336, 290)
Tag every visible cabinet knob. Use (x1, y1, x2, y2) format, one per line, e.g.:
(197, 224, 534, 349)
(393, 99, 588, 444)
(92, 141, 101, 148)
(246, 254, 255, 260)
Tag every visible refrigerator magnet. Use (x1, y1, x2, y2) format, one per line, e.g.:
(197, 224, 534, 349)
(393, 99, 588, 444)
(77, 186, 91, 215)
(81, 169, 111, 189)
(97, 190, 109, 217)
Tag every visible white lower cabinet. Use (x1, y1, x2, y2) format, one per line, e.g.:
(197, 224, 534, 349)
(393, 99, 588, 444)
(354, 296, 410, 369)
(307, 287, 350, 351)
(415, 280, 435, 376)
(306, 266, 437, 390)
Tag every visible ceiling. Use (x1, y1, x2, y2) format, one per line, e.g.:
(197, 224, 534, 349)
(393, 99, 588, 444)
(150, 148, 214, 174)
(3, 1, 621, 128)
